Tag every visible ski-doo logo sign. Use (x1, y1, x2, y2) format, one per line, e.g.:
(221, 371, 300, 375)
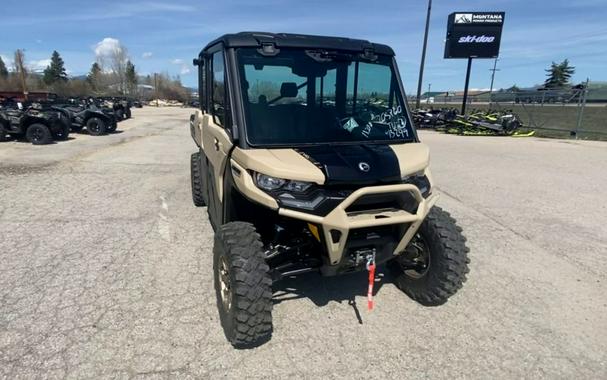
(458, 35, 495, 43)
(445, 11, 505, 59)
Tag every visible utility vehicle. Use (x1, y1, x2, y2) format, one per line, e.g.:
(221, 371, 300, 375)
(0, 101, 70, 144)
(190, 32, 470, 348)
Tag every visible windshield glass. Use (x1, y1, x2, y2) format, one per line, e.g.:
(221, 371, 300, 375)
(236, 48, 414, 146)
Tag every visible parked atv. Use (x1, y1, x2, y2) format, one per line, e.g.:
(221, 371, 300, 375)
(0, 102, 70, 144)
(97, 97, 132, 120)
(190, 32, 470, 348)
(53, 99, 117, 135)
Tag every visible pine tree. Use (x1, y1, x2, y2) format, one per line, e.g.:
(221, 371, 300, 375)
(87, 62, 102, 91)
(544, 59, 575, 88)
(0, 56, 8, 79)
(43, 50, 68, 85)
(507, 84, 520, 92)
(125, 60, 137, 94)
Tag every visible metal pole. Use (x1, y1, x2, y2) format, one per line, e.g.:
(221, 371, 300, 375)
(461, 57, 473, 115)
(427, 83, 431, 101)
(154, 73, 159, 107)
(574, 78, 590, 139)
(488, 57, 499, 106)
(415, 0, 432, 109)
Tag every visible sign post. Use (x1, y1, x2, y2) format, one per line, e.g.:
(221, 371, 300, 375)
(444, 12, 505, 114)
(461, 58, 473, 115)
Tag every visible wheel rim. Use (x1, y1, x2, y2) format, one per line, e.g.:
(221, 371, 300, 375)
(90, 121, 100, 133)
(219, 255, 232, 311)
(398, 233, 431, 279)
(32, 127, 43, 141)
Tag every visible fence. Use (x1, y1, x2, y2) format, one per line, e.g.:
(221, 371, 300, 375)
(411, 80, 607, 140)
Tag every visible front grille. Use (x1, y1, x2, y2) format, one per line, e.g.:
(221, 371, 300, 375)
(344, 192, 418, 214)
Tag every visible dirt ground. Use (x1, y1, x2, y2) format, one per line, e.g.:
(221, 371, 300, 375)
(0, 107, 605, 379)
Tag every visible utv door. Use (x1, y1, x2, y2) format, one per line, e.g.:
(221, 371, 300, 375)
(202, 48, 233, 229)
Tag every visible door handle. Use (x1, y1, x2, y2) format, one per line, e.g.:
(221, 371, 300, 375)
(214, 138, 220, 151)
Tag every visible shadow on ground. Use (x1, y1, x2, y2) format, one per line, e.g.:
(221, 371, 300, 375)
(273, 265, 396, 324)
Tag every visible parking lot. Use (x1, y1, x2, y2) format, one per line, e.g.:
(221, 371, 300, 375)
(1, 107, 605, 379)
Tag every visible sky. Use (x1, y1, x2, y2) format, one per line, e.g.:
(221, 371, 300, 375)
(1, 0, 605, 92)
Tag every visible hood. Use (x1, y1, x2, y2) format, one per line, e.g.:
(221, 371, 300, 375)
(296, 144, 401, 186)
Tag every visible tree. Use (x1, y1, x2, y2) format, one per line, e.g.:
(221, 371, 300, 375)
(544, 59, 575, 88)
(507, 84, 520, 92)
(87, 62, 102, 91)
(0, 56, 8, 79)
(96, 41, 129, 94)
(125, 60, 137, 95)
(43, 50, 68, 85)
(14, 50, 28, 97)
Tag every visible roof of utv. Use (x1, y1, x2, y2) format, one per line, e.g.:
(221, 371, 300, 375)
(202, 32, 395, 56)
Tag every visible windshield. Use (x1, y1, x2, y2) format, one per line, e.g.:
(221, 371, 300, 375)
(236, 48, 414, 146)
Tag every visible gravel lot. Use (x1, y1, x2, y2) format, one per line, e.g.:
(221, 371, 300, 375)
(1, 107, 605, 379)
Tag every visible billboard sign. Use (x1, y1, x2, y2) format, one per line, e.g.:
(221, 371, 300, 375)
(444, 12, 505, 59)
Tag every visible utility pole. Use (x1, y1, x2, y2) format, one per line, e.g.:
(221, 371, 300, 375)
(427, 83, 431, 101)
(488, 57, 500, 106)
(154, 73, 159, 107)
(415, 0, 432, 109)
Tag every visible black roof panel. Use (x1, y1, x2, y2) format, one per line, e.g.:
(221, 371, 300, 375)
(201, 32, 394, 56)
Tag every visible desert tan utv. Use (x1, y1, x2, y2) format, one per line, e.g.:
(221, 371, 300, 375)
(190, 32, 470, 348)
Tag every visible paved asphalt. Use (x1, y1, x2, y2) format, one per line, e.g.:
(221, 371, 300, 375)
(0, 107, 605, 379)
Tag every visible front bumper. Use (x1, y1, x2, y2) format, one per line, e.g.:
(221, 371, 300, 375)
(278, 183, 438, 267)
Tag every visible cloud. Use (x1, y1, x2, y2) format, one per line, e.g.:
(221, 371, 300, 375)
(170, 58, 190, 75)
(134, 2, 196, 12)
(142, 52, 153, 59)
(94, 37, 123, 58)
(2, 2, 197, 27)
(28, 59, 51, 73)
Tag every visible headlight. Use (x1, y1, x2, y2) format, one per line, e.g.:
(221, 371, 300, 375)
(253, 173, 313, 193)
(254, 173, 286, 191)
(283, 180, 313, 193)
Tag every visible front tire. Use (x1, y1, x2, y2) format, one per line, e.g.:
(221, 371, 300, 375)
(213, 222, 273, 348)
(0, 122, 9, 142)
(86, 117, 107, 136)
(390, 206, 470, 306)
(53, 122, 70, 141)
(106, 122, 117, 133)
(26, 123, 53, 145)
(191, 152, 205, 207)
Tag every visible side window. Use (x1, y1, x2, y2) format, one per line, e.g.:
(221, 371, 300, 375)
(212, 51, 226, 126)
(315, 68, 337, 108)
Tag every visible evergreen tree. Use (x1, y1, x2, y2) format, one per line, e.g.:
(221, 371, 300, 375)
(125, 60, 137, 94)
(43, 50, 68, 85)
(87, 62, 102, 91)
(544, 59, 575, 88)
(0, 56, 8, 79)
(507, 84, 520, 92)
